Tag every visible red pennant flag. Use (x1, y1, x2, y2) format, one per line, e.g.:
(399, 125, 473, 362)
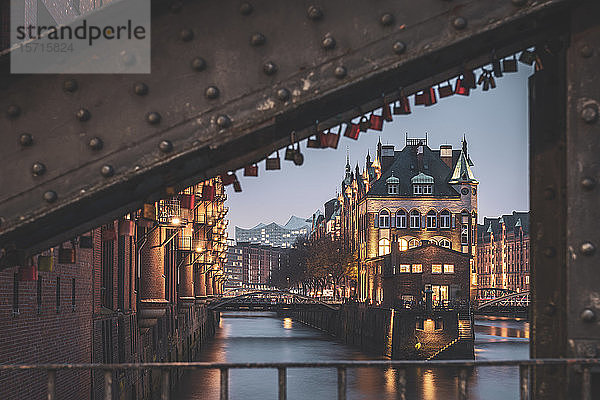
(343, 123, 360, 140)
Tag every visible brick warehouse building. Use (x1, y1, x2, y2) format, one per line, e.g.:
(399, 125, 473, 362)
(339, 136, 478, 305)
(0, 178, 228, 400)
(476, 211, 530, 293)
(235, 242, 288, 286)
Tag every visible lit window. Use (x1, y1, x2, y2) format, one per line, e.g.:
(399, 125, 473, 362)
(399, 264, 410, 273)
(443, 264, 454, 274)
(398, 238, 408, 251)
(432, 264, 442, 274)
(440, 239, 452, 249)
(426, 210, 437, 229)
(408, 238, 420, 249)
(440, 210, 451, 228)
(412, 264, 422, 273)
(378, 238, 390, 256)
(410, 210, 421, 229)
(396, 210, 407, 228)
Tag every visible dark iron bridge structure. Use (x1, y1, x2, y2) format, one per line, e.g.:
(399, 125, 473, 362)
(476, 290, 530, 318)
(209, 289, 340, 311)
(1, 1, 599, 398)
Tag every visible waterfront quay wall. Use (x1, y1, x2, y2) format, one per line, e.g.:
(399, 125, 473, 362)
(287, 304, 473, 360)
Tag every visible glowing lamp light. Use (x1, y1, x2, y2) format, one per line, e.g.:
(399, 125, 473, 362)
(195, 247, 202, 253)
(171, 217, 181, 225)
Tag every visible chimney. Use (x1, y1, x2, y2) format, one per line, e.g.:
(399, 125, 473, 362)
(381, 145, 395, 171)
(440, 145, 453, 168)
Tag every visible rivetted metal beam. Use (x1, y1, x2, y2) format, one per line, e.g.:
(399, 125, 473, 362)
(0, 0, 570, 260)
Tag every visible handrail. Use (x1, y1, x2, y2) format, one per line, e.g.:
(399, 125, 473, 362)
(0, 359, 596, 400)
(209, 289, 340, 310)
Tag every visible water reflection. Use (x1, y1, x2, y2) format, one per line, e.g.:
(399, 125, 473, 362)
(177, 312, 529, 400)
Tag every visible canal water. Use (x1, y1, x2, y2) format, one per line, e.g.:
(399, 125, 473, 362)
(178, 312, 529, 399)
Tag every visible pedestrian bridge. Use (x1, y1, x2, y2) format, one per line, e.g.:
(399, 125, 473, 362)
(209, 289, 341, 311)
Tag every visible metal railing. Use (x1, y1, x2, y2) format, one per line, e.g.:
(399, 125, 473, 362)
(0, 359, 597, 400)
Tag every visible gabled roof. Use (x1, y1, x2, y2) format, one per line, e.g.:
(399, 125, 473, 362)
(448, 147, 478, 184)
(478, 211, 530, 239)
(366, 145, 460, 197)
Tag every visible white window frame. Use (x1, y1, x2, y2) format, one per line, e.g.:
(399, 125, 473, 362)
(412, 264, 422, 273)
(432, 264, 442, 274)
(379, 210, 390, 228)
(426, 211, 437, 229)
(410, 210, 421, 228)
(413, 184, 433, 195)
(388, 184, 399, 194)
(408, 238, 420, 249)
(398, 238, 408, 251)
(440, 239, 452, 249)
(461, 225, 469, 245)
(399, 264, 410, 273)
(396, 211, 407, 228)
(440, 210, 451, 229)
(443, 264, 454, 274)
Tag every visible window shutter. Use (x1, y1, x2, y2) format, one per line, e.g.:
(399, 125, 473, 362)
(374, 214, 378, 228)
(452, 214, 456, 228)
(390, 215, 396, 228)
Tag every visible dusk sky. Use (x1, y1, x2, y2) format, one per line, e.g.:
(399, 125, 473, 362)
(226, 64, 533, 239)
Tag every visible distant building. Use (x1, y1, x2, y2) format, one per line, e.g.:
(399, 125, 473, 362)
(339, 136, 479, 305)
(224, 238, 243, 290)
(235, 216, 311, 248)
(476, 212, 530, 293)
(235, 242, 288, 285)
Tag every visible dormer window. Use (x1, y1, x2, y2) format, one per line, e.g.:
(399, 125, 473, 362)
(386, 172, 400, 195)
(411, 173, 434, 195)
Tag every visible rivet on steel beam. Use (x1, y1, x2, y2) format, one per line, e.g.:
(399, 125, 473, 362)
(334, 66, 347, 79)
(43, 190, 58, 203)
(307, 5, 323, 21)
(581, 177, 596, 190)
(380, 13, 394, 26)
(191, 57, 207, 71)
(276, 88, 290, 101)
(543, 247, 556, 258)
(322, 35, 336, 50)
(19, 133, 33, 147)
(263, 61, 278, 76)
(216, 115, 231, 129)
(542, 187, 555, 200)
(453, 17, 467, 30)
(76, 108, 91, 122)
(100, 165, 114, 177)
(146, 112, 161, 124)
(240, 2, 253, 16)
(31, 162, 46, 176)
(180, 28, 194, 42)
(250, 33, 266, 46)
(88, 137, 103, 150)
(159, 140, 173, 153)
(63, 79, 78, 92)
(581, 105, 598, 124)
(511, 0, 527, 6)
(580, 308, 596, 323)
(580, 242, 596, 256)
(7, 105, 21, 118)
(393, 41, 406, 55)
(580, 45, 593, 58)
(205, 86, 220, 99)
(133, 82, 149, 96)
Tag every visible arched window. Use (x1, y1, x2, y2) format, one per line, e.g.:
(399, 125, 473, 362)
(410, 210, 421, 229)
(398, 238, 408, 251)
(440, 210, 451, 229)
(378, 210, 390, 228)
(428, 238, 438, 245)
(408, 238, 420, 249)
(378, 238, 391, 256)
(396, 210, 407, 228)
(426, 210, 437, 229)
(440, 239, 452, 249)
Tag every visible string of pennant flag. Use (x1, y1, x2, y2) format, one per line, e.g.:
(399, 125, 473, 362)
(220, 49, 541, 193)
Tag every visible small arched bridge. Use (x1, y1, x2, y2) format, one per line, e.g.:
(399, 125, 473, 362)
(209, 290, 341, 311)
(476, 291, 530, 317)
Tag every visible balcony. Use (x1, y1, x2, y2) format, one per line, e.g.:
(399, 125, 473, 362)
(157, 198, 182, 225)
(178, 236, 192, 251)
